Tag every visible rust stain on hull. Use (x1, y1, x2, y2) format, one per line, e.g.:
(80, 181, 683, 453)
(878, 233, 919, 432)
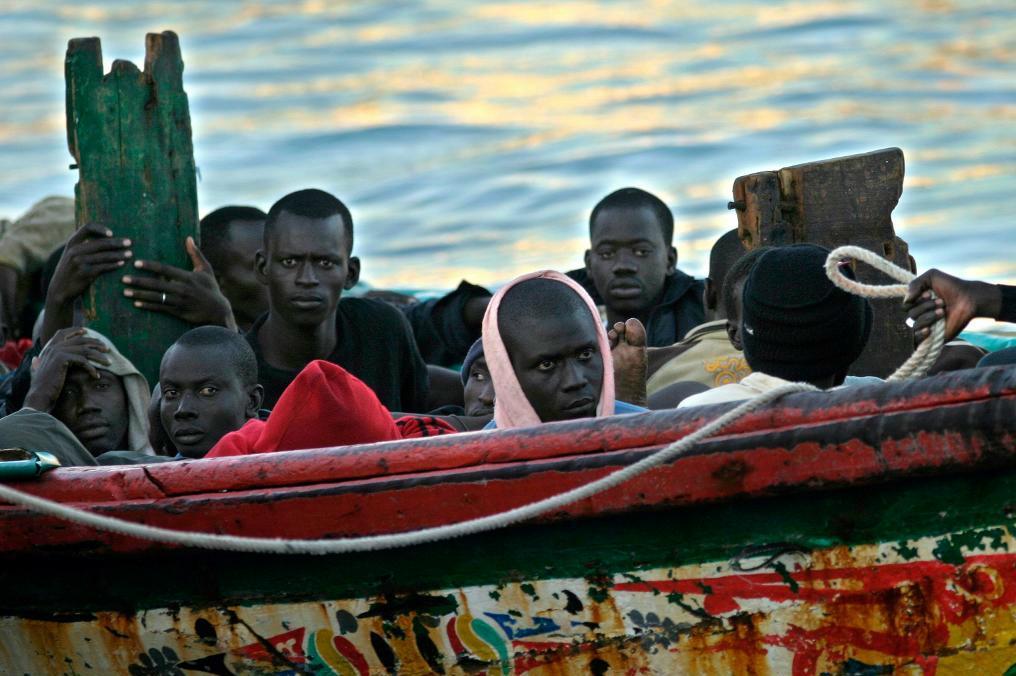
(8, 527, 1016, 674)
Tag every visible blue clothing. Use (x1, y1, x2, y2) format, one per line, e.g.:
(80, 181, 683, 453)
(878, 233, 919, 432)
(979, 347, 1016, 368)
(483, 400, 648, 430)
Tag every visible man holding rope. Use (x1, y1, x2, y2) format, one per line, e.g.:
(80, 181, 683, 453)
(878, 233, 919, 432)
(680, 244, 875, 407)
(905, 269, 1016, 367)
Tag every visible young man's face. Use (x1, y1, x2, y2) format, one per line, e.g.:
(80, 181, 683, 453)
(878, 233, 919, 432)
(216, 219, 269, 326)
(159, 344, 261, 458)
(504, 309, 604, 423)
(584, 206, 676, 319)
(255, 211, 360, 328)
(52, 367, 129, 456)
(463, 356, 494, 417)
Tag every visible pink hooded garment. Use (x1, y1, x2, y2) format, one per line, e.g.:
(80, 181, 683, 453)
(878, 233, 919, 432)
(481, 270, 615, 429)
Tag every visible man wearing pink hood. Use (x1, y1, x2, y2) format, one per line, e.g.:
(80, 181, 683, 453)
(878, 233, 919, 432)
(481, 270, 647, 430)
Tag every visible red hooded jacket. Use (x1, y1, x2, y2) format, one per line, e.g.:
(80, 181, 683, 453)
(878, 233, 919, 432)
(207, 360, 401, 457)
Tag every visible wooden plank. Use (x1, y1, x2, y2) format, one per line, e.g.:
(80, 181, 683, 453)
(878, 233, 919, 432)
(65, 32, 198, 384)
(730, 148, 912, 378)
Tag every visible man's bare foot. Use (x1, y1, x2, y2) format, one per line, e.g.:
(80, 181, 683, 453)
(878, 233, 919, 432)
(608, 318, 648, 407)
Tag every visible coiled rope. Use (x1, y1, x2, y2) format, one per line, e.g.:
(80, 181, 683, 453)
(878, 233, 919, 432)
(0, 246, 944, 554)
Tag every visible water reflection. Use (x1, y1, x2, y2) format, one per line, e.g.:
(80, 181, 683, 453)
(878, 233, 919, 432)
(0, 0, 1012, 288)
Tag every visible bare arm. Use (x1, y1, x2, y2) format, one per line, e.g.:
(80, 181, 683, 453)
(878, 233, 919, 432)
(904, 269, 1004, 342)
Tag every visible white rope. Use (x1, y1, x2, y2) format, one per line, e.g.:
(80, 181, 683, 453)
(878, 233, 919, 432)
(0, 244, 946, 554)
(0, 383, 815, 554)
(824, 245, 945, 381)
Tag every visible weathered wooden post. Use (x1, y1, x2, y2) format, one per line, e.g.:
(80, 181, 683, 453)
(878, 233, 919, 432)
(65, 31, 198, 385)
(729, 148, 912, 378)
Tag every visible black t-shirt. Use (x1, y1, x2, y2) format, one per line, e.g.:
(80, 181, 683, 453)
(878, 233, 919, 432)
(246, 298, 430, 413)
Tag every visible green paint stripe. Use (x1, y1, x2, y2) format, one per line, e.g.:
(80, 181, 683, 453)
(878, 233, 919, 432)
(4, 467, 1016, 614)
(471, 618, 510, 674)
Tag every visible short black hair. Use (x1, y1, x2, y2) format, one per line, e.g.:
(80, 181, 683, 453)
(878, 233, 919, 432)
(264, 189, 353, 252)
(708, 229, 746, 288)
(165, 326, 258, 388)
(498, 277, 592, 337)
(199, 205, 266, 270)
(721, 246, 773, 318)
(589, 187, 674, 247)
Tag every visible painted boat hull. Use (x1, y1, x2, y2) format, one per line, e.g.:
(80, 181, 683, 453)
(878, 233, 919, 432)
(1, 366, 1015, 674)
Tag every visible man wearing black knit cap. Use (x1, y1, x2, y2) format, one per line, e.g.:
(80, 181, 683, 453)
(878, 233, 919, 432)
(679, 244, 874, 408)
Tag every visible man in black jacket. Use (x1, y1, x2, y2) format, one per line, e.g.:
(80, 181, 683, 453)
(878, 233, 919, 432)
(568, 187, 704, 346)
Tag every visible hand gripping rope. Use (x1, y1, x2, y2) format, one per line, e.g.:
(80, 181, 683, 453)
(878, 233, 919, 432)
(0, 246, 945, 554)
(824, 245, 945, 381)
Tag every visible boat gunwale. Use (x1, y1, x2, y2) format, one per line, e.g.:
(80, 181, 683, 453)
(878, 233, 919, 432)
(0, 366, 1012, 556)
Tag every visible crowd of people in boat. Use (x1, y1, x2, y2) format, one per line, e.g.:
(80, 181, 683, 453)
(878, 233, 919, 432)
(0, 186, 1012, 466)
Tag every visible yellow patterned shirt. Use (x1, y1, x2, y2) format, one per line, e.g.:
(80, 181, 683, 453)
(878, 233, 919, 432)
(647, 320, 750, 395)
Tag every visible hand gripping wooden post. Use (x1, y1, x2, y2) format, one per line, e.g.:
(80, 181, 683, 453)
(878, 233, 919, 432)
(65, 32, 199, 385)
(729, 148, 913, 378)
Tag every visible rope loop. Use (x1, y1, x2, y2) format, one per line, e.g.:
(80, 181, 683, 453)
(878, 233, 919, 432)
(824, 245, 945, 381)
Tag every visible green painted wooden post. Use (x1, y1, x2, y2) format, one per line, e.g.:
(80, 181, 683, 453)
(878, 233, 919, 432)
(65, 31, 198, 385)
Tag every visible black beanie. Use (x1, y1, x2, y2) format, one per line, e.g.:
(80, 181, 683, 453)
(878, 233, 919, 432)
(460, 338, 485, 386)
(741, 244, 872, 382)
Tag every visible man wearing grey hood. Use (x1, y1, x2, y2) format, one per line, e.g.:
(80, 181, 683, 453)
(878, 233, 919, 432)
(0, 327, 170, 466)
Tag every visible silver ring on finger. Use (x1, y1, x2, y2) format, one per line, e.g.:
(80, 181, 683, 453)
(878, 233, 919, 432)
(905, 317, 915, 328)
(161, 292, 167, 304)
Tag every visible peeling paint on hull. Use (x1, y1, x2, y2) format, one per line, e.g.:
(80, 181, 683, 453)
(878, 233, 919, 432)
(2, 368, 1015, 674)
(6, 527, 1016, 675)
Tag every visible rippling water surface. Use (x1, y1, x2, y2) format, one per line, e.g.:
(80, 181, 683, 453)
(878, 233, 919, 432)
(1, 0, 1013, 289)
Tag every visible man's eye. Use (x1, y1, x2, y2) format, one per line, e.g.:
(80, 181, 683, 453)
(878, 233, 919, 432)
(198, 386, 218, 397)
(94, 381, 110, 391)
(597, 250, 615, 260)
(163, 389, 179, 400)
(280, 257, 297, 267)
(317, 258, 335, 269)
(537, 360, 556, 371)
(471, 372, 486, 382)
(578, 348, 595, 360)
(634, 248, 652, 257)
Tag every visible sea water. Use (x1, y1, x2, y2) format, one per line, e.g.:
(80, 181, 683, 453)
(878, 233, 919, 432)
(0, 0, 1013, 290)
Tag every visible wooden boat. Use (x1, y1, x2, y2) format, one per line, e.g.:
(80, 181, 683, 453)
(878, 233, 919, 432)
(1, 366, 1014, 674)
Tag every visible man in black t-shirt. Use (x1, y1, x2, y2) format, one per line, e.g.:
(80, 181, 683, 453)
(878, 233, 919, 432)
(247, 189, 428, 411)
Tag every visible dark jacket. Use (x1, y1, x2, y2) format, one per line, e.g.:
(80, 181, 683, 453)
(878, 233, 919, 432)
(0, 408, 173, 467)
(566, 267, 705, 347)
(401, 281, 490, 367)
(0, 339, 41, 417)
(1002, 285, 1016, 323)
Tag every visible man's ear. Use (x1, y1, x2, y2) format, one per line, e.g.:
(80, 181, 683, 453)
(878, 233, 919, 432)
(246, 384, 264, 419)
(726, 318, 742, 351)
(583, 249, 593, 273)
(344, 256, 361, 290)
(704, 278, 717, 313)
(666, 246, 677, 275)
(254, 250, 268, 284)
